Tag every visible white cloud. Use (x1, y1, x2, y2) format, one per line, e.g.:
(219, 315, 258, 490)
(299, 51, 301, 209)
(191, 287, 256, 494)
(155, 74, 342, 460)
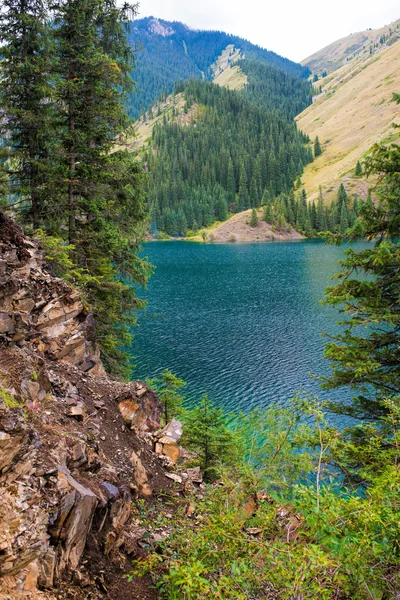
(135, 0, 399, 61)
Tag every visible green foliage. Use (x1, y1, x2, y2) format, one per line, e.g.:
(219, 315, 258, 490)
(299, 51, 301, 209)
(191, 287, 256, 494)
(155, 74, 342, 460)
(145, 78, 313, 234)
(323, 128, 400, 419)
(0, 0, 55, 228)
(249, 208, 258, 228)
(131, 397, 400, 599)
(181, 394, 237, 481)
(0, 385, 20, 409)
(0, 0, 150, 377)
(147, 370, 186, 424)
(314, 135, 322, 157)
(355, 160, 363, 176)
(126, 18, 311, 119)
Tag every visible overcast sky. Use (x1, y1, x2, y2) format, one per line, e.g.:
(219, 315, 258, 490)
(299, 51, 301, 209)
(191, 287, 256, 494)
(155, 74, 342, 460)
(134, 0, 399, 62)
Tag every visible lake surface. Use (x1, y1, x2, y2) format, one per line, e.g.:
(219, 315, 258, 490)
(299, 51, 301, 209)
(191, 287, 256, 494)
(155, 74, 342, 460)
(131, 240, 363, 414)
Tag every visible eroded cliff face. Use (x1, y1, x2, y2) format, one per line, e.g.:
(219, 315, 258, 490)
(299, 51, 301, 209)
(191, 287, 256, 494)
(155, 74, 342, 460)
(0, 215, 192, 600)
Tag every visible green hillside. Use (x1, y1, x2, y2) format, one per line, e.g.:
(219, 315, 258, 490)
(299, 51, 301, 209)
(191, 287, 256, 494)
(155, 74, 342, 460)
(126, 17, 310, 118)
(141, 74, 313, 236)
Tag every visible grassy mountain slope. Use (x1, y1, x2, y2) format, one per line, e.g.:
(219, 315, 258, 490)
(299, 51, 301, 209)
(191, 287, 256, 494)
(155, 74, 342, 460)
(302, 18, 400, 75)
(296, 40, 400, 204)
(213, 44, 248, 90)
(126, 17, 310, 118)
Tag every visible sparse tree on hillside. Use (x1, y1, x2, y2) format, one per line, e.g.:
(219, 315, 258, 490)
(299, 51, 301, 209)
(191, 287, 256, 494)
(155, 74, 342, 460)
(355, 160, 363, 176)
(250, 207, 258, 228)
(314, 136, 322, 157)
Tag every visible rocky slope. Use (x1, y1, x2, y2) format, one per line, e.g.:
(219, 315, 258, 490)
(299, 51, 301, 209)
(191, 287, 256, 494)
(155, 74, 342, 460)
(0, 214, 202, 599)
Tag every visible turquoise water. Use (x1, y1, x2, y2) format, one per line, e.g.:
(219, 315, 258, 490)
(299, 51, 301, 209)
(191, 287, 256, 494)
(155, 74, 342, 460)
(131, 240, 363, 413)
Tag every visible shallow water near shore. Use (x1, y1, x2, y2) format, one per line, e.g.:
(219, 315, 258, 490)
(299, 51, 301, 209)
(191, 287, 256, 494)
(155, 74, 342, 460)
(130, 240, 367, 419)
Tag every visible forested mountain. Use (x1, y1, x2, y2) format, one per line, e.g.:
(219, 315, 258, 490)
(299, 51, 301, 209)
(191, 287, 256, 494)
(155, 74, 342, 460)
(126, 17, 310, 117)
(237, 60, 313, 118)
(143, 77, 313, 236)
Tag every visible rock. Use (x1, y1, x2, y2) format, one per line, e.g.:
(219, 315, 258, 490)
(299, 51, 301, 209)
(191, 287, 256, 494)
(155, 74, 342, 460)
(155, 442, 163, 455)
(243, 494, 258, 516)
(117, 387, 162, 433)
(38, 547, 56, 589)
(162, 443, 180, 464)
(65, 402, 87, 419)
(0, 312, 15, 334)
(110, 500, 131, 533)
(158, 419, 183, 444)
(186, 467, 203, 484)
(55, 466, 98, 572)
(100, 482, 119, 502)
(118, 400, 140, 426)
(245, 527, 262, 536)
(165, 473, 182, 484)
(23, 560, 40, 591)
(129, 451, 152, 497)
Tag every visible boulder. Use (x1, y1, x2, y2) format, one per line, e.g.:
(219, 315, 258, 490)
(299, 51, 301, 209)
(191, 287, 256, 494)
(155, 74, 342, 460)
(130, 451, 152, 497)
(55, 467, 98, 573)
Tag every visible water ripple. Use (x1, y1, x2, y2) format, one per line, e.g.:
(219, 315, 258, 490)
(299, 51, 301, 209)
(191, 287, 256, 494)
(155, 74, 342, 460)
(130, 240, 368, 418)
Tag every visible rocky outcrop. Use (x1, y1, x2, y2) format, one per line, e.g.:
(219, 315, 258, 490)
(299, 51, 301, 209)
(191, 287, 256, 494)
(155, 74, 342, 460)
(0, 215, 205, 599)
(0, 213, 104, 376)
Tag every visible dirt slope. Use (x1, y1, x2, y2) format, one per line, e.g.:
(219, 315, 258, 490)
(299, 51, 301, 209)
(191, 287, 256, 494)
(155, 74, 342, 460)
(202, 209, 304, 243)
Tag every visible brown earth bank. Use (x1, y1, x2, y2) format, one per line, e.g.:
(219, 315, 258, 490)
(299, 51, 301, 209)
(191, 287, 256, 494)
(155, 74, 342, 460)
(0, 214, 204, 600)
(205, 209, 304, 243)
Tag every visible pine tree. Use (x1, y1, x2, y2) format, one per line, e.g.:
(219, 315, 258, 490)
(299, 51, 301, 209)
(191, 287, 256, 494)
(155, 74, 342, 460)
(0, 0, 53, 228)
(323, 120, 400, 420)
(148, 370, 186, 424)
(250, 208, 258, 228)
(227, 159, 236, 204)
(339, 202, 349, 234)
(355, 161, 363, 177)
(182, 395, 236, 481)
(238, 164, 249, 211)
(314, 136, 322, 157)
(49, 0, 150, 375)
(316, 187, 326, 231)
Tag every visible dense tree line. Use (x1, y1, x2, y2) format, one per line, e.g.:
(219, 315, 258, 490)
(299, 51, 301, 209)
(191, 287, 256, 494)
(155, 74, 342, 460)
(0, 0, 149, 377)
(145, 78, 313, 236)
(238, 59, 313, 118)
(263, 183, 364, 237)
(126, 17, 310, 118)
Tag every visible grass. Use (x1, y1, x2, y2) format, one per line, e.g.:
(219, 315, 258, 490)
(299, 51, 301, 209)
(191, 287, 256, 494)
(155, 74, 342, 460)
(296, 39, 400, 204)
(301, 18, 400, 74)
(0, 384, 20, 408)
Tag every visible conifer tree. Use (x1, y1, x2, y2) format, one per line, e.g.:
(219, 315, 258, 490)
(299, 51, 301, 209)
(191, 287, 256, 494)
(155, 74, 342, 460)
(0, 0, 53, 228)
(324, 124, 400, 419)
(316, 188, 326, 231)
(238, 164, 249, 211)
(355, 161, 363, 176)
(314, 136, 322, 157)
(182, 395, 235, 481)
(49, 0, 149, 375)
(250, 207, 258, 227)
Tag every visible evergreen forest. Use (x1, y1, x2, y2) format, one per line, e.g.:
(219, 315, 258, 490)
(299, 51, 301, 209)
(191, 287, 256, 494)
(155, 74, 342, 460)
(126, 17, 311, 118)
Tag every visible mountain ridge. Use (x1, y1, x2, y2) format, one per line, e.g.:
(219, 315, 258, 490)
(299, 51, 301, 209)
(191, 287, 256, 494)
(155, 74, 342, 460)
(302, 18, 400, 75)
(126, 16, 310, 118)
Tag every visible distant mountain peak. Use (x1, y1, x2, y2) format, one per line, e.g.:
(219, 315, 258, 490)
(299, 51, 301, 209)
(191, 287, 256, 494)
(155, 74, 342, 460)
(147, 17, 175, 37)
